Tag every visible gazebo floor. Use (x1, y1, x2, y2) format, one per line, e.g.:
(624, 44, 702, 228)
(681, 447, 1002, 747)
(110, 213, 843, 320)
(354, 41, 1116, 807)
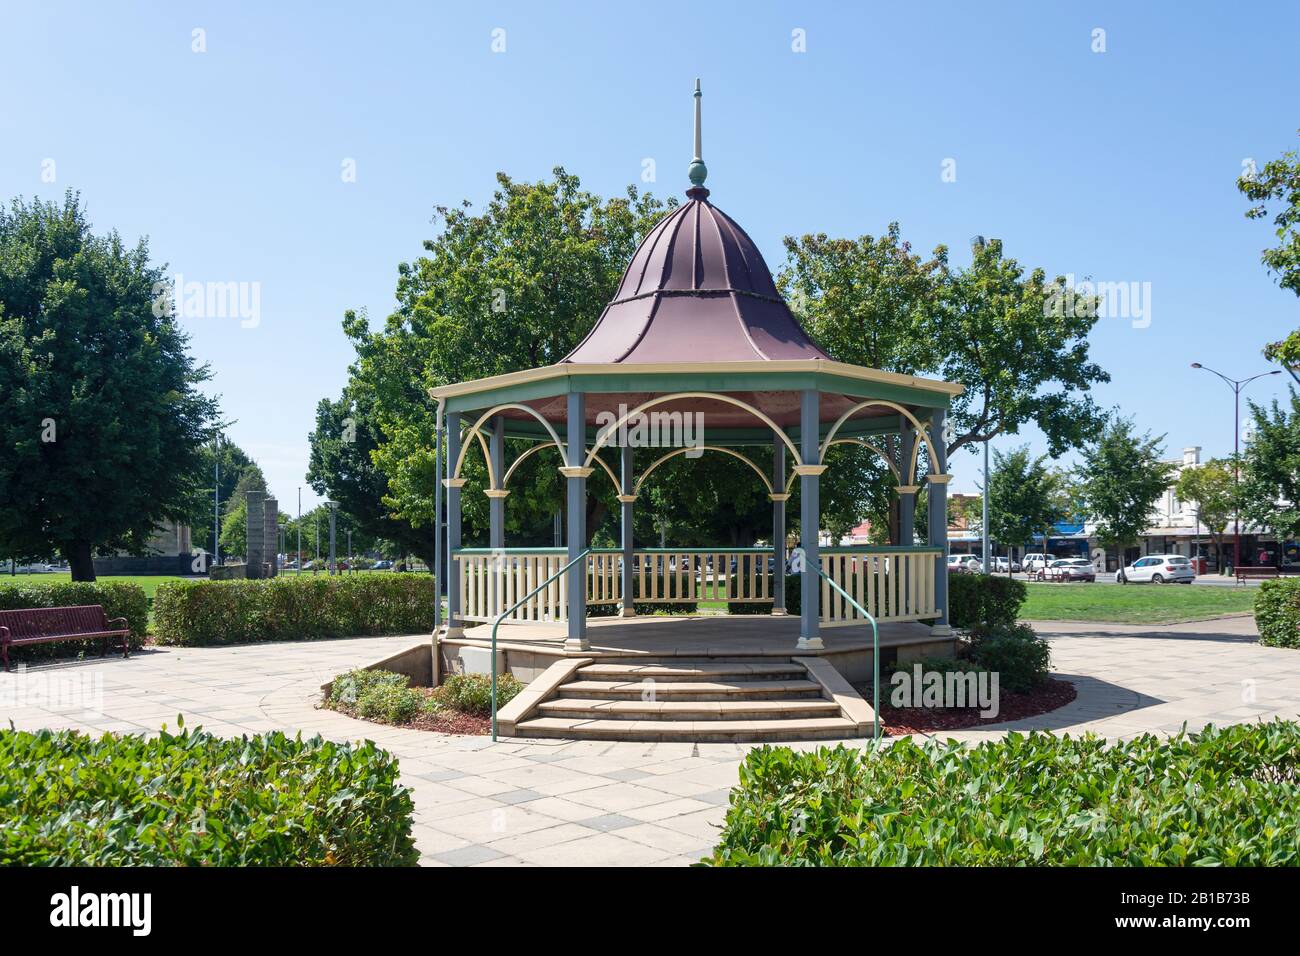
(439, 615, 957, 742)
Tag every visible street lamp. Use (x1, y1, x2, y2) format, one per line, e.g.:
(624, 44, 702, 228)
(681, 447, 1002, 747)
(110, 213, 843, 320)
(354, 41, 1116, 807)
(326, 500, 339, 575)
(1190, 363, 1282, 569)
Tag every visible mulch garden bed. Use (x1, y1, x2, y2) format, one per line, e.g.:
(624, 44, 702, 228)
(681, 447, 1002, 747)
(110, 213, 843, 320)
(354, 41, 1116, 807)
(867, 678, 1078, 737)
(326, 687, 492, 735)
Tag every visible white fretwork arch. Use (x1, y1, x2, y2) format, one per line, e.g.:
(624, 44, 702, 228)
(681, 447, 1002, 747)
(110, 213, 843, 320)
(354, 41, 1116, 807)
(634, 446, 775, 498)
(818, 400, 937, 485)
(584, 392, 803, 468)
(453, 404, 568, 489)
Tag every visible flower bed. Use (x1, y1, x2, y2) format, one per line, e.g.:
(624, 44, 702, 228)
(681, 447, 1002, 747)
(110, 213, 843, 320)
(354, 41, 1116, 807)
(325, 668, 522, 736)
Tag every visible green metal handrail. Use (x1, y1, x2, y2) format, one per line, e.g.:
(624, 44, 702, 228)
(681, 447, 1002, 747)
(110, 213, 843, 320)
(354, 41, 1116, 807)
(490, 548, 591, 741)
(814, 566, 881, 741)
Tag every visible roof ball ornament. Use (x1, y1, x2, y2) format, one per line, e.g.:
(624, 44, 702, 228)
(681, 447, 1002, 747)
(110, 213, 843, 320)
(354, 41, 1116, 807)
(686, 78, 709, 198)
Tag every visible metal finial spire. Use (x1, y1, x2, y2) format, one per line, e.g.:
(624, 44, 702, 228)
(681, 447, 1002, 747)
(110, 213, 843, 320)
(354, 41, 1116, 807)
(687, 78, 708, 192)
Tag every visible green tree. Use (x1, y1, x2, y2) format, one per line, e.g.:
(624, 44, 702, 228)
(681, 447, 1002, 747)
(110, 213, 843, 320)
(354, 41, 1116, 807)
(1241, 389, 1300, 549)
(0, 193, 219, 580)
(183, 438, 259, 558)
(1078, 417, 1174, 560)
(987, 446, 1063, 573)
(1238, 132, 1300, 382)
(1175, 458, 1238, 570)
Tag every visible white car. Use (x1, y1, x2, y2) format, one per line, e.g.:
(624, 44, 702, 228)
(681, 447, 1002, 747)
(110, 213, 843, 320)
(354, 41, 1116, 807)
(992, 556, 1022, 573)
(946, 554, 983, 574)
(1116, 554, 1195, 584)
(1022, 553, 1056, 575)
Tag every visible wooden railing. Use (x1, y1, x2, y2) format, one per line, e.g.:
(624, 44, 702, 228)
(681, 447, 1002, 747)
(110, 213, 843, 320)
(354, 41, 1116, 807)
(454, 545, 942, 627)
(818, 547, 942, 626)
(453, 547, 775, 623)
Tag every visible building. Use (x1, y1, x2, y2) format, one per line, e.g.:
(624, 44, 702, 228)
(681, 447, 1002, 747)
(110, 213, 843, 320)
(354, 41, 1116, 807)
(92, 519, 196, 576)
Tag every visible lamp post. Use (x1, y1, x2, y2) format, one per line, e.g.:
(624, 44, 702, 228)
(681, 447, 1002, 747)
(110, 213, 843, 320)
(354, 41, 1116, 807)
(212, 434, 222, 566)
(326, 500, 339, 575)
(1190, 363, 1282, 569)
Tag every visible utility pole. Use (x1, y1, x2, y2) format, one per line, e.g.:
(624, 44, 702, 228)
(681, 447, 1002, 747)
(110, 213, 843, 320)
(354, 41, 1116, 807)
(213, 434, 222, 566)
(982, 438, 991, 572)
(1190, 363, 1282, 569)
(296, 487, 302, 574)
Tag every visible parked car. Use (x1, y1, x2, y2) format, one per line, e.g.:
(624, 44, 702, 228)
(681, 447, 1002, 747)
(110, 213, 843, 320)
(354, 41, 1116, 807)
(991, 556, 1022, 573)
(946, 554, 982, 574)
(1038, 558, 1096, 582)
(1116, 554, 1195, 584)
(373, 560, 393, 570)
(1022, 553, 1056, 575)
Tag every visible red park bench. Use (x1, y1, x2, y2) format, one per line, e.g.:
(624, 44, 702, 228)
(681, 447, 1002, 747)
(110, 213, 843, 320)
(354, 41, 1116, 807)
(0, 605, 130, 671)
(1235, 566, 1280, 583)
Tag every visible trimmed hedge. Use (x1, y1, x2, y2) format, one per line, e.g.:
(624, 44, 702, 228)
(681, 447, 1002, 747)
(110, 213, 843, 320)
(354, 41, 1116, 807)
(0, 725, 419, 865)
(1256, 578, 1300, 649)
(153, 574, 436, 646)
(705, 721, 1300, 866)
(0, 581, 149, 663)
(949, 573, 1026, 629)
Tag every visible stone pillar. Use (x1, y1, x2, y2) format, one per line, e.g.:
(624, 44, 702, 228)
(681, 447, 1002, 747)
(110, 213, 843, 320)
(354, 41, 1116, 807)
(488, 416, 506, 549)
(797, 390, 824, 650)
(264, 496, 279, 577)
(444, 412, 464, 636)
(898, 424, 916, 546)
(928, 409, 952, 635)
(562, 392, 590, 651)
(245, 490, 264, 580)
(771, 439, 788, 615)
(619, 444, 636, 617)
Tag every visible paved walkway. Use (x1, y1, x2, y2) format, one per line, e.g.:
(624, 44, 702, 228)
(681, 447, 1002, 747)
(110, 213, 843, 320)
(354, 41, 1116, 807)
(2, 615, 1297, 867)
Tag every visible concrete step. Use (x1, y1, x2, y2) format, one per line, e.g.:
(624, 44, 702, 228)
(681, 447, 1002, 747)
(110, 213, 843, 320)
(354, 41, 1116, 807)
(536, 697, 843, 721)
(577, 660, 806, 682)
(512, 715, 861, 742)
(557, 678, 824, 701)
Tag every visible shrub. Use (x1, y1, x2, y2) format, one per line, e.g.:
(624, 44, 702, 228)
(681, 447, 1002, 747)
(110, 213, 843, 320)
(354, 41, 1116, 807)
(1256, 579, 1300, 649)
(0, 725, 419, 865)
(948, 573, 1026, 629)
(153, 574, 436, 646)
(329, 668, 425, 724)
(704, 721, 1300, 866)
(436, 672, 523, 716)
(0, 581, 149, 663)
(967, 621, 1050, 692)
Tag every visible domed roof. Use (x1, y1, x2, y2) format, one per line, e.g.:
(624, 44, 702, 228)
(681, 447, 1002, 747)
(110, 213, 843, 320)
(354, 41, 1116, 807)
(563, 81, 830, 365)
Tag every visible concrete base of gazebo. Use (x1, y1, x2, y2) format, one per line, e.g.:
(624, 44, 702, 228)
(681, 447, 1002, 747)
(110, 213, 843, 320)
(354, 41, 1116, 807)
(435, 616, 955, 742)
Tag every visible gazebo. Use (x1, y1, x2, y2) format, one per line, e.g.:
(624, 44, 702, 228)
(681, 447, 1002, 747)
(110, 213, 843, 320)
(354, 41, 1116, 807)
(429, 83, 963, 741)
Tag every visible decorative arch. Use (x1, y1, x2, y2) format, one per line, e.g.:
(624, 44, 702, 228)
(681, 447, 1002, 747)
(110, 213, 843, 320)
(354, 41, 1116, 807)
(453, 403, 568, 489)
(634, 446, 774, 498)
(584, 392, 803, 468)
(818, 400, 937, 485)
(499, 441, 619, 491)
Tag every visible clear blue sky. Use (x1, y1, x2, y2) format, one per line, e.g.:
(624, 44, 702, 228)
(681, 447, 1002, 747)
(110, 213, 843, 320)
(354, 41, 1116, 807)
(2, 1, 1296, 509)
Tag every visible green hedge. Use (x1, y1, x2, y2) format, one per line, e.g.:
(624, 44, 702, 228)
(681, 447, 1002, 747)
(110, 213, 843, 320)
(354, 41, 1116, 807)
(705, 721, 1300, 866)
(153, 574, 436, 646)
(0, 581, 149, 663)
(949, 573, 1026, 629)
(1256, 578, 1300, 648)
(0, 725, 419, 865)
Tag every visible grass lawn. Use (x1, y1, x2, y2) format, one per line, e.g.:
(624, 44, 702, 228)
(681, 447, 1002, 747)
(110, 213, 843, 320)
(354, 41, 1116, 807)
(1021, 582, 1257, 624)
(0, 572, 195, 600)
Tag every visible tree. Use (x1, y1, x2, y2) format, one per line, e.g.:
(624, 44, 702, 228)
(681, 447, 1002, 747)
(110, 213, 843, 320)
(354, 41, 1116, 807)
(987, 446, 1063, 573)
(307, 389, 436, 567)
(780, 231, 1110, 462)
(1238, 132, 1300, 382)
(1241, 388, 1300, 549)
(1175, 458, 1237, 569)
(0, 193, 219, 580)
(182, 438, 259, 558)
(1078, 417, 1174, 560)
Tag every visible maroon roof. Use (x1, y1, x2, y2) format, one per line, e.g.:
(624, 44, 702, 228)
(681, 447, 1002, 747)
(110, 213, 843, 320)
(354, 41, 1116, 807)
(563, 189, 831, 364)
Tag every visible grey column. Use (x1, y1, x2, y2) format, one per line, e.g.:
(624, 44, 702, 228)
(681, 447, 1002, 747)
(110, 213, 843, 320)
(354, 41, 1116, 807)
(245, 490, 265, 580)
(264, 497, 279, 577)
(772, 439, 787, 614)
(565, 392, 589, 650)
(928, 408, 952, 634)
(489, 416, 505, 549)
(898, 423, 916, 546)
(446, 411, 463, 632)
(620, 444, 635, 617)
(798, 390, 824, 649)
